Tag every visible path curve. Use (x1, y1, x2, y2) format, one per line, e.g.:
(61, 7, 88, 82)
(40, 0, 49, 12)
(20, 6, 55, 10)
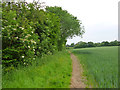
(70, 53, 87, 88)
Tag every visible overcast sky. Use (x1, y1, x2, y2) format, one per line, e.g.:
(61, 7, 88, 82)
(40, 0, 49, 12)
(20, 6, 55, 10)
(28, 0, 119, 45)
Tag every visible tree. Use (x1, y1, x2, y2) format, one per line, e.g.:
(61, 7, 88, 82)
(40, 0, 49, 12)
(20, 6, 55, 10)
(70, 43, 75, 47)
(46, 6, 84, 51)
(87, 42, 95, 47)
(109, 40, 118, 46)
(101, 41, 110, 46)
(74, 41, 87, 48)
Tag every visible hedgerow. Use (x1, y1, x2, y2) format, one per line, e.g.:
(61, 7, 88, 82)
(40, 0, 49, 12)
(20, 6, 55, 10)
(2, 1, 84, 71)
(2, 2, 60, 69)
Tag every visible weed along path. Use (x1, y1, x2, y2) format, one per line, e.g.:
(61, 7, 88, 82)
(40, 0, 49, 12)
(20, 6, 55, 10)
(70, 52, 87, 88)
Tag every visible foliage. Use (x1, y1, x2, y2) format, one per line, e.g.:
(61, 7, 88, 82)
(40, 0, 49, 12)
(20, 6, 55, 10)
(2, 50, 72, 88)
(2, 2, 40, 67)
(72, 46, 118, 88)
(46, 6, 84, 51)
(2, 2, 61, 69)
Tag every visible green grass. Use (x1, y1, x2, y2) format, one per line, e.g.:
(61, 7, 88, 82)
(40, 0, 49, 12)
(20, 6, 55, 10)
(0, 50, 2, 89)
(71, 46, 118, 88)
(2, 50, 72, 88)
(0, 65, 2, 89)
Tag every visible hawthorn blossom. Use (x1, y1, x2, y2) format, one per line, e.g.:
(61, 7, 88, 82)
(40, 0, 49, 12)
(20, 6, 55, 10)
(2, 27, 4, 29)
(13, 18, 16, 20)
(22, 56, 24, 58)
(19, 27, 24, 30)
(13, 28, 16, 31)
(28, 46, 30, 48)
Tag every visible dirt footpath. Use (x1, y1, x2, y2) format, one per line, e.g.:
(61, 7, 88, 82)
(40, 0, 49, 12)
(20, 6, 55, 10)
(70, 53, 87, 88)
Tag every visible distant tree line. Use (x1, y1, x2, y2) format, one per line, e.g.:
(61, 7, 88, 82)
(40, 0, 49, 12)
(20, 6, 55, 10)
(66, 40, 120, 49)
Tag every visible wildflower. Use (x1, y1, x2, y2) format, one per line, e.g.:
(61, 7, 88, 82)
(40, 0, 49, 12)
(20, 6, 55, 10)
(32, 31, 33, 33)
(16, 37, 18, 39)
(34, 42, 36, 44)
(22, 56, 24, 58)
(33, 49, 35, 51)
(24, 62, 26, 64)
(33, 58, 35, 60)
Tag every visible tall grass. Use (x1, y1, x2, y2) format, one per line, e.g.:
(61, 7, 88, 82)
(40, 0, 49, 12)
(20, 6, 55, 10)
(2, 50, 72, 88)
(72, 46, 118, 88)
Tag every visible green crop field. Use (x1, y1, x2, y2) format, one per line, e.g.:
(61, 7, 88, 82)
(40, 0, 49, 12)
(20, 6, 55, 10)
(71, 46, 118, 88)
(2, 50, 72, 88)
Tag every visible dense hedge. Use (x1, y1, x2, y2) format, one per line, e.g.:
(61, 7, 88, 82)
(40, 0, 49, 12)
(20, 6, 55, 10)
(2, 1, 84, 70)
(2, 2, 61, 68)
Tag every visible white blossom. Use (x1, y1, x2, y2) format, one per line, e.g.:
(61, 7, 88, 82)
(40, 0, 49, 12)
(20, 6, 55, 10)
(33, 58, 35, 60)
(22, 56, 24, 58)
(13, 28, 16, 31)
(28, 46, 30, 48)
(33, 49, 35, 51)
(32, 31, 33, 33)
(13, 18, 16, 20)
(19, 27, 24, 30)
(22, 28, 24, 30)
(16, 37, 18, 39)
(2, 27, 4, 29)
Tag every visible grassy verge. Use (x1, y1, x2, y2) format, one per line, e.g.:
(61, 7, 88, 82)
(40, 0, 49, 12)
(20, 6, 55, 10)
(2, 50, 72, 88)
(0, 65, 2, 89)
(71, 46, 118, 88)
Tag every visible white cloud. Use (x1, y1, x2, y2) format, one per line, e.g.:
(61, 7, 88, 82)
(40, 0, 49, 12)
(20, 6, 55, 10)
(27, 0, 119, 44)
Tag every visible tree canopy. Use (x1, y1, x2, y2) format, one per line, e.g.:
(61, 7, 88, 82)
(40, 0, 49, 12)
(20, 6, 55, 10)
(46, 6, 85, 50)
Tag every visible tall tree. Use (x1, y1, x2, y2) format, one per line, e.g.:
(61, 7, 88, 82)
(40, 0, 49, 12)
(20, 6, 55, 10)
(46, 6, 85, 50)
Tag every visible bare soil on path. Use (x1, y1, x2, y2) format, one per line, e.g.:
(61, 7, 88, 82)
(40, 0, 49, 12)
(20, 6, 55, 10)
(70, 52, 87, 88)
